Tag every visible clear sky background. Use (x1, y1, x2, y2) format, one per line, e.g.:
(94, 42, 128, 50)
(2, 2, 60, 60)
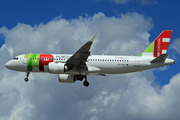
(0, 0, 180, 119)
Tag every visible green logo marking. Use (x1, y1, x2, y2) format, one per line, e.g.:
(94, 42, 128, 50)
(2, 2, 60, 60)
(25, 54, 40, 71)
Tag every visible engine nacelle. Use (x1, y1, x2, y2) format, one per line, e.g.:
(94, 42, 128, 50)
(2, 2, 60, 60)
(48, 62, 68, 74)
(58, 74, 75, 83)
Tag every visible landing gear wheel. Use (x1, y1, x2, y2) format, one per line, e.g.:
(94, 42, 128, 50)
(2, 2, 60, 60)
(78, 75, 84, 81)
(24, 78, 29, 82)
(83, 80, 89, 87)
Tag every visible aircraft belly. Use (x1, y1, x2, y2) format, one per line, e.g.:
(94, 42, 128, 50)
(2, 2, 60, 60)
(44, 66, 49, 72)
(32, 67, 39, 72)
(100, 67, 133, 74)
(90, 60, 165, 74)
(88, 62, 131, 74)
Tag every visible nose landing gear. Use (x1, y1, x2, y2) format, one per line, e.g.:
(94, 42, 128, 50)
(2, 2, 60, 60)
(24, 72, 30, 82)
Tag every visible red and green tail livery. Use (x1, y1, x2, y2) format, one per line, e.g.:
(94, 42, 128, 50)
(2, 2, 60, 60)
(139, 30, 173, 57)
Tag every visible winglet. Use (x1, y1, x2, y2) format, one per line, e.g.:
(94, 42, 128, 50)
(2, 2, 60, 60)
(151, 53, 168, 63)
(88, 31, 98, 42)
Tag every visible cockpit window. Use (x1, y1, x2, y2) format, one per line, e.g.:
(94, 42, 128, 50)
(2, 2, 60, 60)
(13, 57, 18, 60)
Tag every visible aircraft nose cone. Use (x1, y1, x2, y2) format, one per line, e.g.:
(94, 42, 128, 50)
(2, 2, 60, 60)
(5, 61, 11, 69)
(5, 61, 17, 70)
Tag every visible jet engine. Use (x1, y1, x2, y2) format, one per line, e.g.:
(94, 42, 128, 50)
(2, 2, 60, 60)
(48, 62, 69, 74)
(58, 74, 75, 83)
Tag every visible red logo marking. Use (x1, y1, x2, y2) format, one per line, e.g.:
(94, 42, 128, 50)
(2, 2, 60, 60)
(154, 30, 172, 57)
(39, 54, 54, 71)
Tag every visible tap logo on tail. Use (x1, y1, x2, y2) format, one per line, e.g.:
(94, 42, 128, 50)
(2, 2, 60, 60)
(154, 30, 172, 57)
(141, 30, 173, 57)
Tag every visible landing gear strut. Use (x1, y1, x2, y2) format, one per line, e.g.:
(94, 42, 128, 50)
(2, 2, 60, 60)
(24, 72, 30, 82)
(83, 75, 89, 87)
(76, 67, 89, 87)
(77, 75, 84, 81)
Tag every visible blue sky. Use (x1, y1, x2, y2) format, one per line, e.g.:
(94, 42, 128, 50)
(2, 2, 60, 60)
(0, 0, 180, 119)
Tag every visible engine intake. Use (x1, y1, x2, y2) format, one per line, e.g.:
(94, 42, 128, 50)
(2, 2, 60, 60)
(48, 62, 69, 74)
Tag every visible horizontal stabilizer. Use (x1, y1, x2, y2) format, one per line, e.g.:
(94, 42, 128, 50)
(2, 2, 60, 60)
(151, 53, 168, 63)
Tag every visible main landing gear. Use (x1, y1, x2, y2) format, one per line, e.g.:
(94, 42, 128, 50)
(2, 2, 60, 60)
(83, 80, 89, 87)
(77, 75, 89, 87)
(23, 72, 90, 87)
(24, 72, 30, 82)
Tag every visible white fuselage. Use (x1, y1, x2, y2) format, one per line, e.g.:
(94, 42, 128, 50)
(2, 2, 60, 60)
(5, 54, 175, 75)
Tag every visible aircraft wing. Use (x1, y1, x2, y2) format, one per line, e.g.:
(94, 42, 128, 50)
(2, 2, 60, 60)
(66, 32, 98, 73)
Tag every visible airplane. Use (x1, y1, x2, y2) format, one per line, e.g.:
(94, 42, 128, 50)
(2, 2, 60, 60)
(5, 30, 175, 87)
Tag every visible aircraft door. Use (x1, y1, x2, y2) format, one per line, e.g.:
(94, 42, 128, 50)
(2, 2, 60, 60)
(23, 58, 27, 64)
(134, 58, 140, 67)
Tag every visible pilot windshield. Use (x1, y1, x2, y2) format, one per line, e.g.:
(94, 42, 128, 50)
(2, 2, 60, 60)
(13, 57, 18, 60)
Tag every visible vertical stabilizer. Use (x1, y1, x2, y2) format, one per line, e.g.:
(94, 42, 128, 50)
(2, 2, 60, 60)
(139, 30, 173, 57)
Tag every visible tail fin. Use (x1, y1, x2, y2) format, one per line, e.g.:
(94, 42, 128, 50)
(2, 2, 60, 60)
(139, 30, 173, 57)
